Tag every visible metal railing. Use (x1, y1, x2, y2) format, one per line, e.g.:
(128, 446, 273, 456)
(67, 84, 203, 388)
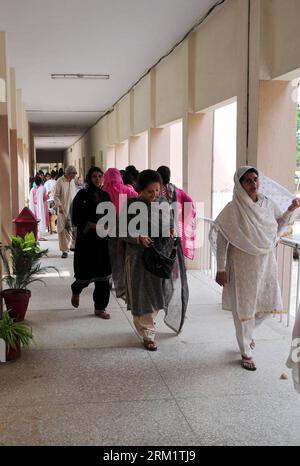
(198, 216, 299, 326)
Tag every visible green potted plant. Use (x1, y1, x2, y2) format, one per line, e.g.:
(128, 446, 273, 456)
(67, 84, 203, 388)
(0, 232, 58, 321)
(0, 311, 34, 362)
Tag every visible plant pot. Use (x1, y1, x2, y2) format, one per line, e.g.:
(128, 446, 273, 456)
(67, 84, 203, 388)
(6, 341, 21, 362)
(1, 289, 31, 322)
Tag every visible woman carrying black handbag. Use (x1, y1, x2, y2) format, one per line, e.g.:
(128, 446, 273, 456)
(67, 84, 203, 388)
(122, 169, 189, 351)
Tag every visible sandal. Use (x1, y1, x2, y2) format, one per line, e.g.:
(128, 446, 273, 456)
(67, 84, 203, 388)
(95, 309, 111, 319)
(143, 340, 157, 351)
(241, 356, 257, 371)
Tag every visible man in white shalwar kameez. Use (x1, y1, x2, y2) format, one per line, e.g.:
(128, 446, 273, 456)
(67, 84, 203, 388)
(211, 166, 300, 371)
(54, 165, 77, 258)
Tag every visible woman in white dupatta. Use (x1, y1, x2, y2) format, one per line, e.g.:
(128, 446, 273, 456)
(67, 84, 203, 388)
(211, 166, 300, 371)
(29, 176, 49, 240)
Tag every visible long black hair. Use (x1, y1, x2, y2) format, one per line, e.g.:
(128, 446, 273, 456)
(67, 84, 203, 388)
(85, 166, 104, 188)
(138, 169, 161, 192)
(157, 166, 170, 185)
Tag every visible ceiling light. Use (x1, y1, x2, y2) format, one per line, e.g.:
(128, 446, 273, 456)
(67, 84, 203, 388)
(28, 110, 105, 113)
(51, 73, 109, 80)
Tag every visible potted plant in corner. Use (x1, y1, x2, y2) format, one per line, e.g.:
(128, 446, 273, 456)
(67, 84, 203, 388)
(0, 311, 34, 362)
(0, 231, 58, 321)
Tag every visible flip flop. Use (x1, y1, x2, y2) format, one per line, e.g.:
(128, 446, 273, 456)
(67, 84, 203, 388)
(241, 357, 257, 371)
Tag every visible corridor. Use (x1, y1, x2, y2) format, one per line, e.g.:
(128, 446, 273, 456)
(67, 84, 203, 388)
(1, 0, 300, 448)
(0, 235, 299, 446)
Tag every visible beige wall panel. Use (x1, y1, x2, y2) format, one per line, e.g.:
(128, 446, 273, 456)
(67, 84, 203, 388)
(260, 0, 272, 79)
(133, 74, 151, 135)
(90, 118, 107, 158)
(89, 125, 98, 160)
(256, 80, 296, 191)
(194, 0, 244, 112)
(270, 0, 300, 79)
(107, 110, 118, 145)
(118, 94, 131, 142)
(155, 42, 187, 127)
(98, 118, 108, 149)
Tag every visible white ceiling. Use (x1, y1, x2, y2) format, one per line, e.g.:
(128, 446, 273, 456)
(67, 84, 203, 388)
(0, 0, 218, 149)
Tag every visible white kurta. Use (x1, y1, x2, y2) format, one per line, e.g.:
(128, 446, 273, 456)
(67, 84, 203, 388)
(217, 197, 292, 322)
(54, 176, 76, 234)
(44, 179, 57, 200)
(212, 167, 299, 360)
(29, 186, 48, 235)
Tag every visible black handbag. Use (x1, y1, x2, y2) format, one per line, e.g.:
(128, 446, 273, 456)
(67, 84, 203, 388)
(142, 239, 177, 279)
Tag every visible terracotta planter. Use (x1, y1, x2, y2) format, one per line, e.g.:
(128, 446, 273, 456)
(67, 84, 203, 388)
(5, 341, 21, 362)
(1, 289, 31, 322)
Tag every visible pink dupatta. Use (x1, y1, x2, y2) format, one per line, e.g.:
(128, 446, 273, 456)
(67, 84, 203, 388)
(175, 187, 196, 260)
(103, 168, 138, 216)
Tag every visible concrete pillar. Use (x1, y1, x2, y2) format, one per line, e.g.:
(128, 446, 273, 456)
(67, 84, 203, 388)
(129, 133, 148, 170)
(186, 112, 214, 216)
(0, 31, 12, 244)
(185, 112, 214, 268)
(115, 140, 129, 170)
(148, 127, 171, 170)
(22, 104, 30, 206)
(170, 121, 183, 188)
(9, 68, 19, 218)
(105, 146, 116, 169)
(247, 79, 297, 313)
(16, 89, 25, 210)
(255, 80, 296, 190)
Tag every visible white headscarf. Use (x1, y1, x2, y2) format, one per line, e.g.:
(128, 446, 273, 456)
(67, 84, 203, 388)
(210, 166, 298, 256)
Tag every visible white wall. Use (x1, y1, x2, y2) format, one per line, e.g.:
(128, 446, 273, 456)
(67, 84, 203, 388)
(170, 120, 183, 188)
(115, 140, 129, 170)
(212, 101, 237, 218)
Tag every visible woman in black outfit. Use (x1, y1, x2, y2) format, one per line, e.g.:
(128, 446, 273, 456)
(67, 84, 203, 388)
(71, 166, 112, 319)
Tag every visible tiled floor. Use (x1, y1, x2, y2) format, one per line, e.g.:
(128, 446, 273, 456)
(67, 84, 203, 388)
(0, 235, 299, 446)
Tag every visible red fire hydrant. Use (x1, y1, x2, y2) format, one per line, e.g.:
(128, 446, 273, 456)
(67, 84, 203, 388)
(13, 207, 39, 239)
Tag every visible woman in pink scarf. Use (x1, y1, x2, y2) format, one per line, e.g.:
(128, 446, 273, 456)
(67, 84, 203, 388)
(103, 168, 138, 216)
(103, 168, 138, 298)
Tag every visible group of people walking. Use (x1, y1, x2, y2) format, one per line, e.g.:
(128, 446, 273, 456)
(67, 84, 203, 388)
(29, 167, 84, 243)
(29, 161, 300, 387)
(69, 164, 194, 351)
